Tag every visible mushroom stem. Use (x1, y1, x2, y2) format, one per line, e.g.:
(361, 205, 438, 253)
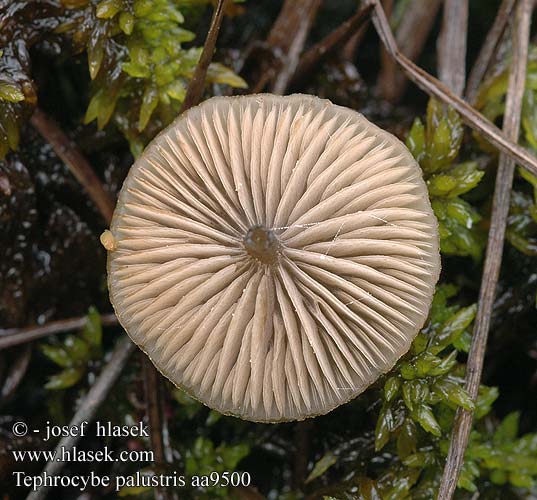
(243, 226, 281, 265)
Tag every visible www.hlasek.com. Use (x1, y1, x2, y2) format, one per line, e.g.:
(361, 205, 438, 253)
(12, 445, 154, 463)
(11, 420, 251, 492)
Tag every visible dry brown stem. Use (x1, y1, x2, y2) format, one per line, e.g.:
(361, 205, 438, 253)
(1, 345, 31, 400)
(180, 0, 227, 113)
(290, 3, 374, 89)
(264, 0, 322, 94)
(341, 5, 371, 62)
(142, 356, 174, 500)
(377, 0, 443, 102)
(367, 0, 537, 176)
(465, 0, 516, 104)
(438, 1, 533, 497)
(438, 0, 468, 96)
(0, 313, 118, 351)
(30, 108, 115, 224)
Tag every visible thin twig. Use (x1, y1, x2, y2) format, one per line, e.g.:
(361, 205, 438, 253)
(293, 420, 314, 490)
(143, 359, 165, 464)
(438, 0, 468, 97)
(266, 0, 322, 95)
(438, 1, 533, 498)
(180, 0, 227, 113)
(30, 108, 115, 224)
(1, 345, 31, 400)
(465, 0, 516, 104)
(26, 336, 136, 500)
(142, 356, 172, 500)
(289, 3, 374, 89)
(366, 0, 537, 177)
(0, 314, 118, 351)
(376, 0, 443, 102)
(377, 0, 396, 101)
(341, 6, 370, 62)
(160, 387, 173, 465)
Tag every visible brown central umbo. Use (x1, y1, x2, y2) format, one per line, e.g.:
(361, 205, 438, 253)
(243, 225, 280, 265)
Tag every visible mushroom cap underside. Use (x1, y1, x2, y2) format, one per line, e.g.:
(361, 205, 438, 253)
(106, 93, 441, 423)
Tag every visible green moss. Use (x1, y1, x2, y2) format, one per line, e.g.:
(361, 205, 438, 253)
(307, 286, 537, 498)
(61, 0, 247, 156)
(476, 46, 537, 260)
(0, 0, 247, 159)
(40, 307, 103, 390)
(407, 99, 485, 259)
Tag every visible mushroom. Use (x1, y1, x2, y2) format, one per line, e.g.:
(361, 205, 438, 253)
(104, 94, 440, 422)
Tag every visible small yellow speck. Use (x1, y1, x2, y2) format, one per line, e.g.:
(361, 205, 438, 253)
(100, 230, 117, 251)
